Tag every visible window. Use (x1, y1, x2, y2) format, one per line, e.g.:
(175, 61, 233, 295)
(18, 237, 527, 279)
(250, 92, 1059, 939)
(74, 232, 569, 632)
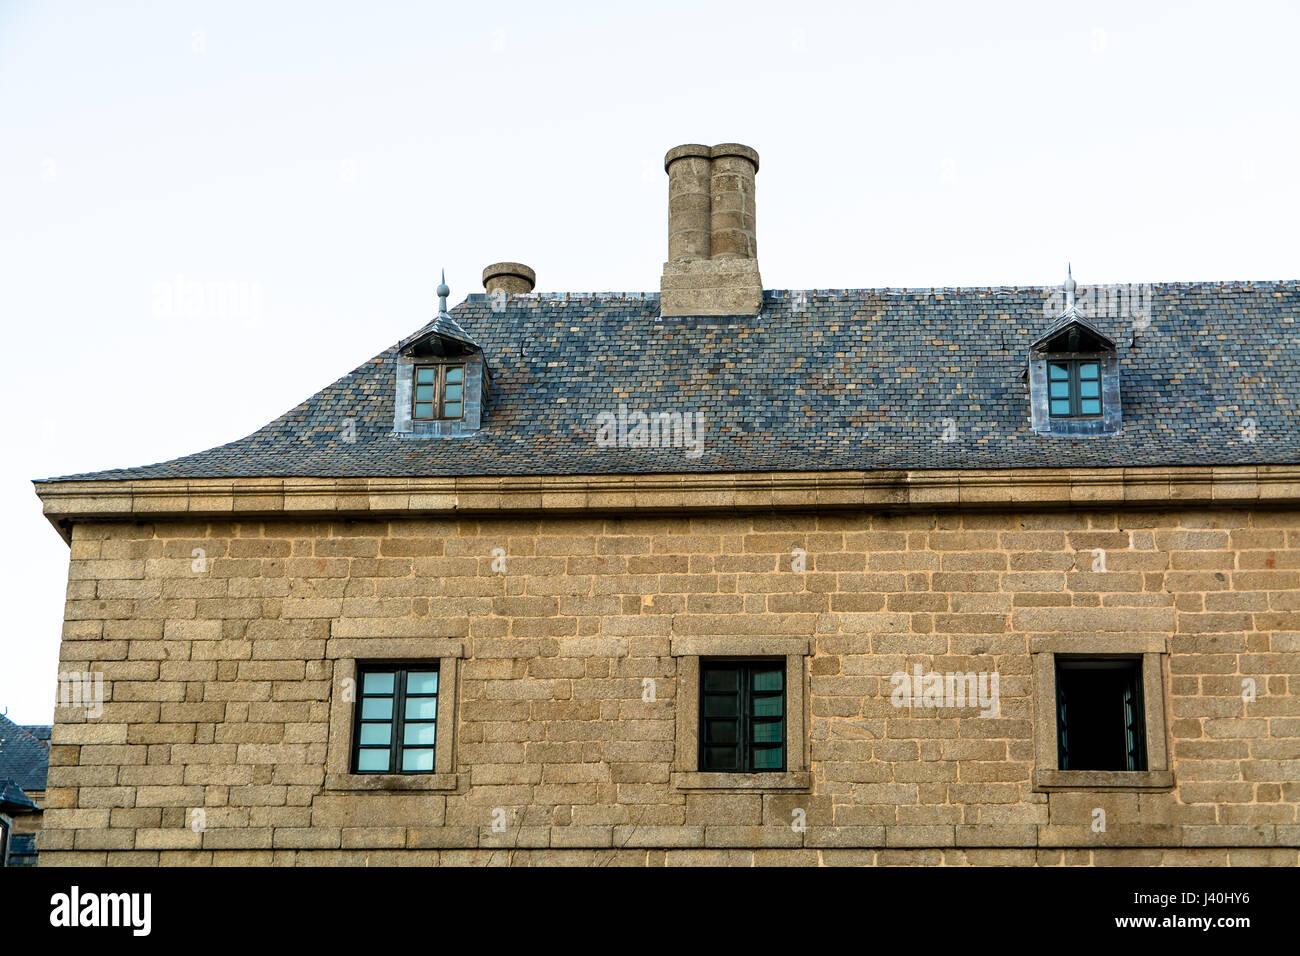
(412, 364, 465, 421)
(1055, 658, 1146, 771)
(699, 659, 786, 772)
(0, 816, 8, 867)
(1047, 359, 1102, 418)
(352, 664, 440, 773)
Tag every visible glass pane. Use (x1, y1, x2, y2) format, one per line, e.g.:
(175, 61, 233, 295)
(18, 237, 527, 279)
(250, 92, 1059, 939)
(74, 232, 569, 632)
(704, 746, 739, 771)
(752, 747, 783, 770)
(1049, 381, 1070, 398)
(1080, 399, 1101, 415)
(363, 672, 394, 694)
(404, 722, 437, 746)
(415, 384, 435, 402)
(1049, 363, 1069, 380)
(416, 367, 435, 385)
(752, 720, 783, 743)
(445, 367, 463, 383)
(444, 383, 463, 401)
(443, 402, 461, 418)
(414, 402, 433, 419)
(359, 723, 391, 746)
(752, 695, 782, 717)
(1080, 380, 1100, 398)
(406, 697, 439, 720)
(357, 749, 390, 772)
(752, 669, 783, 692)
(1050, 399, 1071, 416)
(704, 719, 738, 744)
(703, 669, 738, 691)
(703, 694, 738, 717)
(407, 672, 438, 694)
(361, 698, 392, 720)
(401, 748, 435, 772)
(1079, 363, 1100, 379)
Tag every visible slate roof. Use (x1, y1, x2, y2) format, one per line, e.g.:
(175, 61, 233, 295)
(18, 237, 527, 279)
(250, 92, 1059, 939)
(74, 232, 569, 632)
(0, 777, 40, 813)
(39, 282, 1300, 481)
(0, 716, 50, 793)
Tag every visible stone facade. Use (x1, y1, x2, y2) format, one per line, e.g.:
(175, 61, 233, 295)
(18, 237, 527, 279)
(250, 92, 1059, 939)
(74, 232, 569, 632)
(35, 485, 1300, 865)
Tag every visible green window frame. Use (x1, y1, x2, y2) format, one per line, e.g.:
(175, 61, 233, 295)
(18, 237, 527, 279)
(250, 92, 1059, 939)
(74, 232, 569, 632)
(352, 663, 440, 773)
(699, 659, 786, 772)
(412, 364, 465, 421)
(1047, 359, 1102, 418)
(1056, 657, 1146, 772)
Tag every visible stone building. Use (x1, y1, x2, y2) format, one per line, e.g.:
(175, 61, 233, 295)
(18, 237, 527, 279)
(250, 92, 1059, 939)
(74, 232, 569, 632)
(33, 143, 1300, 866)
(0, 714, 51, 866)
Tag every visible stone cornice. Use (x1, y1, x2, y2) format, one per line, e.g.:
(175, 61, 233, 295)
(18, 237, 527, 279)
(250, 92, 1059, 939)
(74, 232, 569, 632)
(32, 465, 1300, 543)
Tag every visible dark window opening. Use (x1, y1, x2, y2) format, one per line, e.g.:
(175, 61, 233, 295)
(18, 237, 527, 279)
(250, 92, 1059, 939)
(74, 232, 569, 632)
(700, 659, 785, 772)
(0, 816, 8, 867)
(1056, 657, 1146, 771)
(352, 663, 439, 773)
(413, 364, 465, 421)
(1047, 359, 1102, 418)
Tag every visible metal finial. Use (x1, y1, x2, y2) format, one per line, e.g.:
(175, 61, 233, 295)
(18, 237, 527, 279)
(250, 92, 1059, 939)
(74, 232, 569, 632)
(1064, 263, 1076, 308)
(437, 269, 450, 314)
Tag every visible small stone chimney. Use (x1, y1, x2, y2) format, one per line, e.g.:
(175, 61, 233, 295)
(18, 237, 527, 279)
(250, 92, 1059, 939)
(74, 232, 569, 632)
(660, 143, 762, 316)
(482, 262, 536, 295)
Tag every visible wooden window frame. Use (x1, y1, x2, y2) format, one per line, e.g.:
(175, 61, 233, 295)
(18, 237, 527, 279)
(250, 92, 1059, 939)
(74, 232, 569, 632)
(1055, 656, 1147, 772)
(412, 363, 466, 421)
(699, 658, 787, 773)
(1047, 358, 1103, 419)
(351, 662, 441, 775)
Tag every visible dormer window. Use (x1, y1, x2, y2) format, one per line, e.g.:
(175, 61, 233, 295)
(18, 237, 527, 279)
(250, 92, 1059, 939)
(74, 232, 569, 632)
(413, 364, 465, 421)
(1047, 359, 1102, 418)
(1027, 269, 1121, 437)
(393, 275, 487, 438)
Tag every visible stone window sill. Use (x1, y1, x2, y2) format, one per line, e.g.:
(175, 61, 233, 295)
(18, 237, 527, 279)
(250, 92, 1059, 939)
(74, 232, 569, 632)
(1033, 770, 1173, 792)
(325, 772, 460, 793)
(671, 771, 812, 792)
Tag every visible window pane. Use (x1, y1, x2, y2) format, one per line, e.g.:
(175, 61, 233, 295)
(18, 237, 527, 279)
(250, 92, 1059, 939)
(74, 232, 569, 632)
(363, 672, 394, 694)
(704, 668, 738, 691)
(443, 402, 462, 418)
(404, 722, 437, 746)
(1050, 399, 1071, 416)
(1080, 399, 1101, 415)
(361, 698, 392, 720)
(1079, 380, 1100, 398)
(407, 672, 438, 694)
(1049, 381, 1070, 398)
(357, 749, 390, 772)
(704, 746, 740, 771)
(444, 383, 463, 401)
(704, 719, 738, 744)
(414, 402, 433, 419)
(359, 723, 392, 746)
(1079, 363, 1100, 379)
(752, 695, 782, 717)
(703, 694, 738, 717)
(751, 747, 783, 770)
(416, 367, 435, 385)
(406, 696, 438, 720)
(1049, 363, 1069, 380)
(751, 669, 783, 692)
(752, 720, 783, 743)
(415, 384, 434, 402)
(445, 367, 463, 383)
(401, 748, 435, 772)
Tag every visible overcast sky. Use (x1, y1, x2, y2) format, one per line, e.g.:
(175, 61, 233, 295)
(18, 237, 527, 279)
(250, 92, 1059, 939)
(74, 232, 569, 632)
(1, 0, 1297, 723)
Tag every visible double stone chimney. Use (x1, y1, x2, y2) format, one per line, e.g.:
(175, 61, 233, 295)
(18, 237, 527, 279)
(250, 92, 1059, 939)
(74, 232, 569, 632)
(660, 143, 762, 317)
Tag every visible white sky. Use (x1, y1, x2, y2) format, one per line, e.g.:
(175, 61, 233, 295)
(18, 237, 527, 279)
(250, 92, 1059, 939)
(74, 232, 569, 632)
(1, 0, 1297, 723)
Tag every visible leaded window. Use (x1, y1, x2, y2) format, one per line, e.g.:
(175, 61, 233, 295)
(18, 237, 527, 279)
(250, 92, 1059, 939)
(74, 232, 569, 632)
(352, 664, 440, 773)
(413, 364, 465, 421)
(1047, 359, 1102, 418)
(700, 659, 785, 772)
(1056, 658, 1146, 771)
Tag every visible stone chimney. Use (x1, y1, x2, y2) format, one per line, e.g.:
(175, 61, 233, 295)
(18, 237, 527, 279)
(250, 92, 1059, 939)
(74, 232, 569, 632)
(482, 262, 536, 295)
(660, 143, 762, 316)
